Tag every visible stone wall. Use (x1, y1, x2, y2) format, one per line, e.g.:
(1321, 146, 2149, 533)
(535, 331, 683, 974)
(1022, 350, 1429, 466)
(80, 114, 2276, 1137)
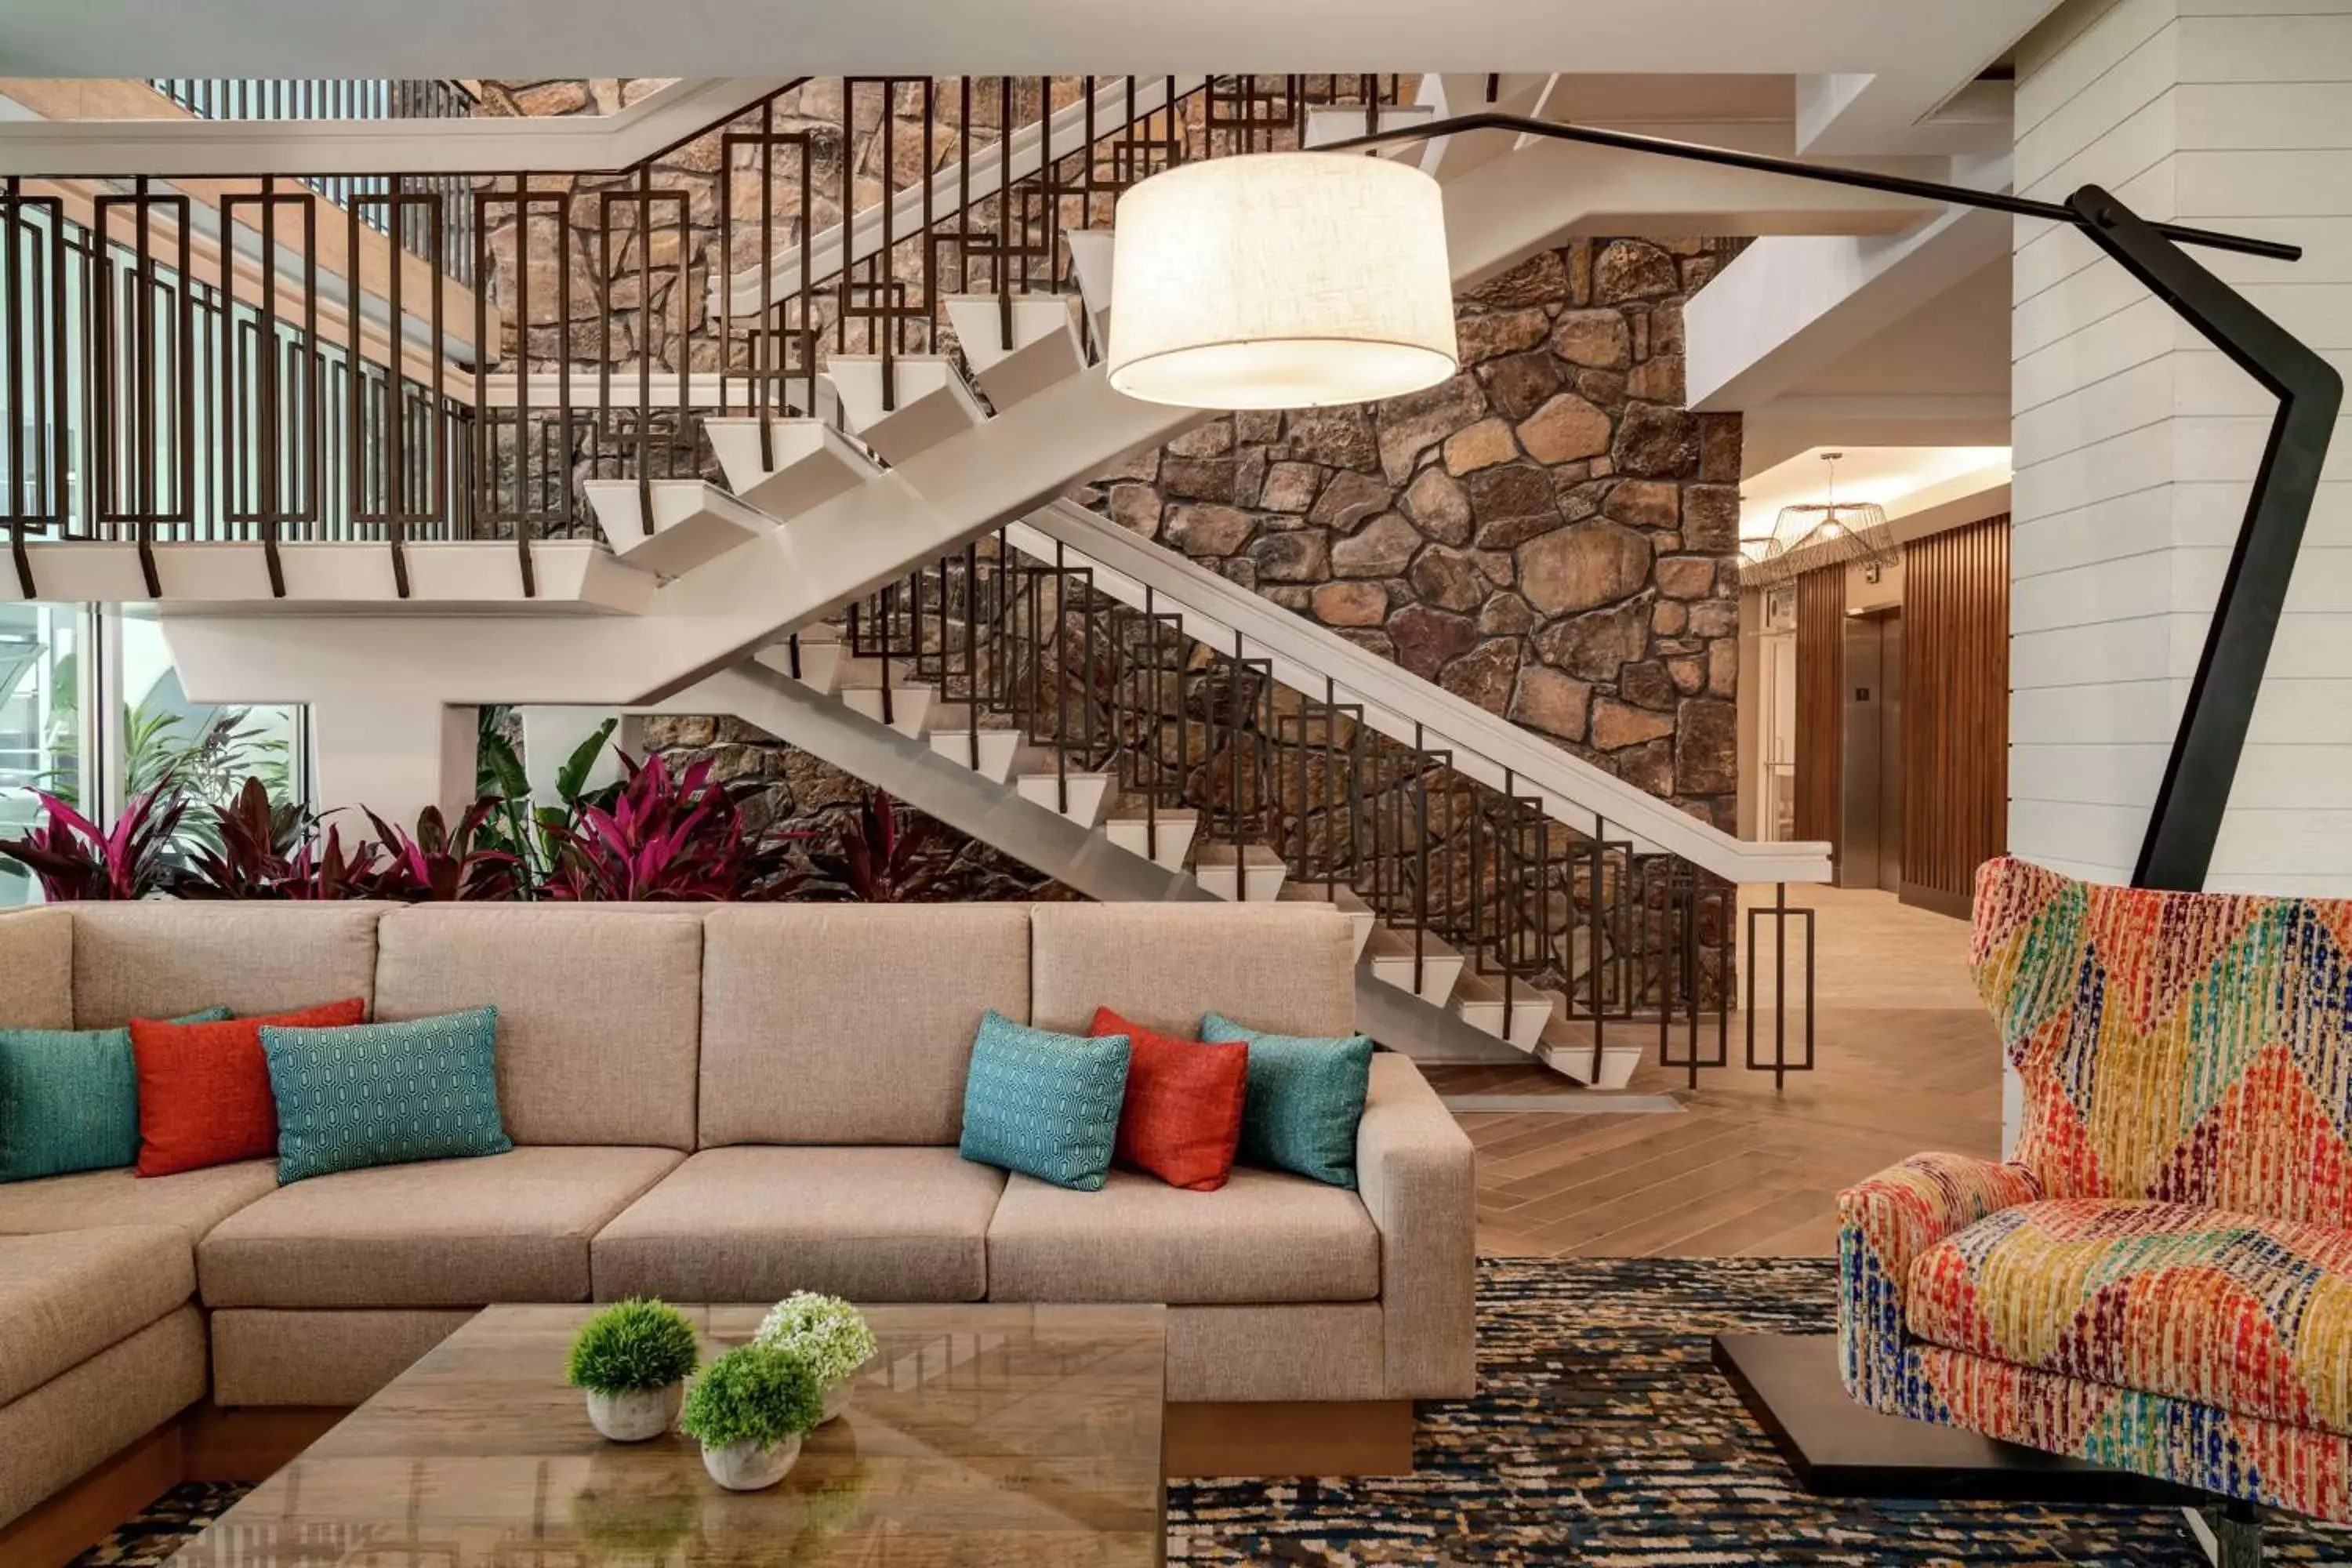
(633, 713, 1072, 901)
(1076, 237, 1744, 830)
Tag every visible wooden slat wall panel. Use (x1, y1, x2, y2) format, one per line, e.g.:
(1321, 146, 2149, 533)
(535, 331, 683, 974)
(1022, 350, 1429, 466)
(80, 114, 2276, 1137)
(1901, 514, 2010, 910)
(1793, 565, 1846, 855)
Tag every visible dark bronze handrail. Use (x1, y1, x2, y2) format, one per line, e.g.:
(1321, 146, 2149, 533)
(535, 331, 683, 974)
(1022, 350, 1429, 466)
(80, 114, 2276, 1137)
(833, 532, 1781, 1087)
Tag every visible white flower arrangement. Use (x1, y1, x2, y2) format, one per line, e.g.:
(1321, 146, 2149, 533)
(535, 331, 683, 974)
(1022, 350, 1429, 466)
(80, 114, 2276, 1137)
(754, 1292, 879, 1387)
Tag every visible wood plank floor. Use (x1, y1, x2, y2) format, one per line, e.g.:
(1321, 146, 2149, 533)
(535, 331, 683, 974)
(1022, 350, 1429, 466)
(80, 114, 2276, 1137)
(1431, 884, 2001, 1260)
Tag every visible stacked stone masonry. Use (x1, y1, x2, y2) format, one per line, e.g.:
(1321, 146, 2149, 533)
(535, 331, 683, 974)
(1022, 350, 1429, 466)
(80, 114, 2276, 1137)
(1076, 238, 1744, 831)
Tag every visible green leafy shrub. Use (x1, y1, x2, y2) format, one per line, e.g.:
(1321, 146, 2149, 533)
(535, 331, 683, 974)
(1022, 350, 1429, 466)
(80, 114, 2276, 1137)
(754, 1292, 879, 1386)
(565, 1299, 700, 1394)
(678, 1345, 824, 1450)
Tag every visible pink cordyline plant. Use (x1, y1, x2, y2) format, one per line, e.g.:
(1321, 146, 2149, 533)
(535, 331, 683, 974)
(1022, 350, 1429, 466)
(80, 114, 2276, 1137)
(0, 786, 186, 901)
(541, 753, 755, 901)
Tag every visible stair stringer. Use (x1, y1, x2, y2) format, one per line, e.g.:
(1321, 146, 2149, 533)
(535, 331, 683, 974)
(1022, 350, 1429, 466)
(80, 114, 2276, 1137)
(1007, 499, 1832, 885)
(169, 364, 1202, 700)
(648, 664, 1526, 1066)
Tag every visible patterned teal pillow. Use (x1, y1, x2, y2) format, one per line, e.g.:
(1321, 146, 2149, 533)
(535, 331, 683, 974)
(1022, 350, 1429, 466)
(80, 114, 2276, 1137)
(261, 1007, 511, 1185)
(958, 1011, 1130, 1192)
(1200, 1014, 1374, 1189)
(0, 1008, 231, 1184)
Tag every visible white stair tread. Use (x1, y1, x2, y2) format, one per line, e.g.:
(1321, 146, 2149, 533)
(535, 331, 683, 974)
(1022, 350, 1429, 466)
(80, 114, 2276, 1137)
(1279, 880, 1371, 915)
(1062, 228, 1116, 343)
(1104, 808, 1198, 870)
(1367, 926, 1462, 964)
(1015, 770, 1115, 828)
(703, 417, 880, 521)
(941, 293, 1087, 409)
(928, 725, 1031, 783)
(1537, 1024, 1646, 1090)
(1301, 101, 1438, 151)
(582, 477, 775, 578)
(1106, 806, 1199, 827)
(825, 355, 986, 465)
(833, 655, 922, 689)
(841, 682, 936, 738)
(1192, 842, 1287, 868)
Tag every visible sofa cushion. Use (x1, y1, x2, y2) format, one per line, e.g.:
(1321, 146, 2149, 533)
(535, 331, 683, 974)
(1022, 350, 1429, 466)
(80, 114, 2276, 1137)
(593, 1147, 1007, 1303)
(68, 903, 384, 1028)
(0, 1160, 281, 1239)
(1909, 1196, 2352, 1438)
(199, 1145, 681, 1308)
(1094, 1006, 1247, 1192)
(698, 905, 1029, 1146)
(986, 1167, 1381, 1305)
(211, 1308, 477, 1408)
(132, 997, 368, 1177)
(0, 1008, 231, 1183)
(0, 1308, 205, 1533)
(959, 1011, 1130, 1192)
(263, 1007, 512, 1182)
(1201, 1014, 1374, 1189)
(1029, 902, 1356, 1037)
(0, 1225, 194, 1405)
(372, 908, 702, 1149)
(0, 908, 71, 1030)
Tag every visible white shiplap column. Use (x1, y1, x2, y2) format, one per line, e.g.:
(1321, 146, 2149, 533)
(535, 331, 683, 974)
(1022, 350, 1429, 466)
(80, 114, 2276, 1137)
(2010, 0, 2352, 895)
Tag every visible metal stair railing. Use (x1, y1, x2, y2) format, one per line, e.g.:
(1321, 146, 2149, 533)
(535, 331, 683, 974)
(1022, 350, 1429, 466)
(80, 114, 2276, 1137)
(2, 74, 1399, 601)
(829, 531, 1816, 1089)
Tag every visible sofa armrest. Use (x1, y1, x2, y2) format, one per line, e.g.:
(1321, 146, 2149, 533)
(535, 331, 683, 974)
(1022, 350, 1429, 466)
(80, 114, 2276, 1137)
(1836, 1152, 2038, 1410)
(1356, 1052, 1476, 1399)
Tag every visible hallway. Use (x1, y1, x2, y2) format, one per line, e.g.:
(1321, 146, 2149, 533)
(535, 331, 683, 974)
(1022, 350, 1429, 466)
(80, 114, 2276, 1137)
(1433, 883, 2002, 1258)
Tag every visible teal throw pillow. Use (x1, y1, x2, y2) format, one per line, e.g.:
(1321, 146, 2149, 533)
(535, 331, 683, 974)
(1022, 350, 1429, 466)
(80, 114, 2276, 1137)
(261, 1007, 511, 1185)
(1200, 1014, 1374, 1189)
(958, 1011, 1130, 1192)
(0, 1008, 232, 1184)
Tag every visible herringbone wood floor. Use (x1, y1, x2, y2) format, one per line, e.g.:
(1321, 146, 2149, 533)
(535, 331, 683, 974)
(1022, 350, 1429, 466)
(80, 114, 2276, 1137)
(1432, 884, 2001, 1259)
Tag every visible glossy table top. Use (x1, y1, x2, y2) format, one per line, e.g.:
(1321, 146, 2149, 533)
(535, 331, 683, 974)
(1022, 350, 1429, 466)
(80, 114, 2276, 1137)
(167, 1302, 1168, 1566)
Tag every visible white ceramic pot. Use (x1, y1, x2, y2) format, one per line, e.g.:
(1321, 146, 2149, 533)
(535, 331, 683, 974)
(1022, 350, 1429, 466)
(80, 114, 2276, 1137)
(585, 1383, 684, 1443)
(702, 1433, 802, 1491)
(821, 1377, 854, 1424)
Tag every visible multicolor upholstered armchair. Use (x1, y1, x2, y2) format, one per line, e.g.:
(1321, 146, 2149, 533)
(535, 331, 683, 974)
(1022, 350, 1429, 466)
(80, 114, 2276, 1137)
(1838, 855, 2352, 1527)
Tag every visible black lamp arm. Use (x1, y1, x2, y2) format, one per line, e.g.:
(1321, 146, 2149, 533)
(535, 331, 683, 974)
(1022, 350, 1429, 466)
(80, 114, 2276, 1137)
(1315, 111, 2300, 262)
(1316, 113, 2339, 893)
(2067, 188, 2344, 890)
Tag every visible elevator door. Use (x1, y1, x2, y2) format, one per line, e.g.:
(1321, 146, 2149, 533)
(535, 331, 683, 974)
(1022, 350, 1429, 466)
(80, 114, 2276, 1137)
(1834, 609, 1904, 891)
(1877, 610, 1904, 893)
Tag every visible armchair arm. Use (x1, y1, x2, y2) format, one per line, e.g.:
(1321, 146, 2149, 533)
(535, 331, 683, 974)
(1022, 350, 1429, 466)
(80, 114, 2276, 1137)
(1356, 1053, 1476, 1399)
(1836, 1152, 2038, 1410)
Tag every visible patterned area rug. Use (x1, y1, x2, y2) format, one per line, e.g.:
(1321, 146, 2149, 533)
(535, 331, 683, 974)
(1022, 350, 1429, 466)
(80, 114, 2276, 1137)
(78, 1258, 2352, 1566)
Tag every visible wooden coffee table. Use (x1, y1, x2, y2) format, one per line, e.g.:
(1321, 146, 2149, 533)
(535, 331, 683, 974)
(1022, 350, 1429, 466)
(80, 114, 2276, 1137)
(164, 1302, 1167, 1565)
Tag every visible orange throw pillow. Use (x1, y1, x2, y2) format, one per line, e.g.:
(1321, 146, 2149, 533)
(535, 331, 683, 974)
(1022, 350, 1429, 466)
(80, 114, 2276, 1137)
(1091, 1006, 1249, 1192)
(131, 998, 368, 1177)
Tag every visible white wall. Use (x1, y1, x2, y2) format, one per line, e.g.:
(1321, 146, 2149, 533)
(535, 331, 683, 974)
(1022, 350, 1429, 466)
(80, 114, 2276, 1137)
(2009, 0, 2352, 895)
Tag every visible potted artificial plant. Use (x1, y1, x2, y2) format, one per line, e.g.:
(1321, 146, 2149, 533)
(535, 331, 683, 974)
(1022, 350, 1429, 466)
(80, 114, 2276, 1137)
(754, 1292, 878, 1424)
(679, 1344, 825, 1491)
(567, 1299, 701, 1442)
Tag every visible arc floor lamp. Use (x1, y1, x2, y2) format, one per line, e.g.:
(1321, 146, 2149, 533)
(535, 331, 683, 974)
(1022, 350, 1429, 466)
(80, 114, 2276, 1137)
(1102, 109, 2343, 1534)
(1105, 109, 2339, 895)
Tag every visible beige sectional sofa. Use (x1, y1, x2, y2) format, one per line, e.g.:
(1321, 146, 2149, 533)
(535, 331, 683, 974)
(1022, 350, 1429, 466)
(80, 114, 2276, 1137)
(0, 898, 1475, 1544)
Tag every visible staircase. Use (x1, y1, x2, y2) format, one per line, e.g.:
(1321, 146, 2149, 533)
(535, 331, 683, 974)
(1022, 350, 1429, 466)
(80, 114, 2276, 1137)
(651, 469, 1828, 1086)
(3, 72, 1848, 1080)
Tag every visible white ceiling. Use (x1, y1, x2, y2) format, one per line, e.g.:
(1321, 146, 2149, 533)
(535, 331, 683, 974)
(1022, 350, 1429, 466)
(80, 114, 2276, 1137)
(1738, 445, 2011, 541)
(0, 1, 2060, 91)
(1795, 260, 2011, 399)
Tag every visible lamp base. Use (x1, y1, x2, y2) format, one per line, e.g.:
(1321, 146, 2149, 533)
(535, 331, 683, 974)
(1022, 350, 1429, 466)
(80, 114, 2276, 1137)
(1711, 1333, 2204, 1504)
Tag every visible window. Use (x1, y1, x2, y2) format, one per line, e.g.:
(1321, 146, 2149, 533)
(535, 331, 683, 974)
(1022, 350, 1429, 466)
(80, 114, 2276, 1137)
(0, 604, 90, 906)
(0, 604, 308, 906)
